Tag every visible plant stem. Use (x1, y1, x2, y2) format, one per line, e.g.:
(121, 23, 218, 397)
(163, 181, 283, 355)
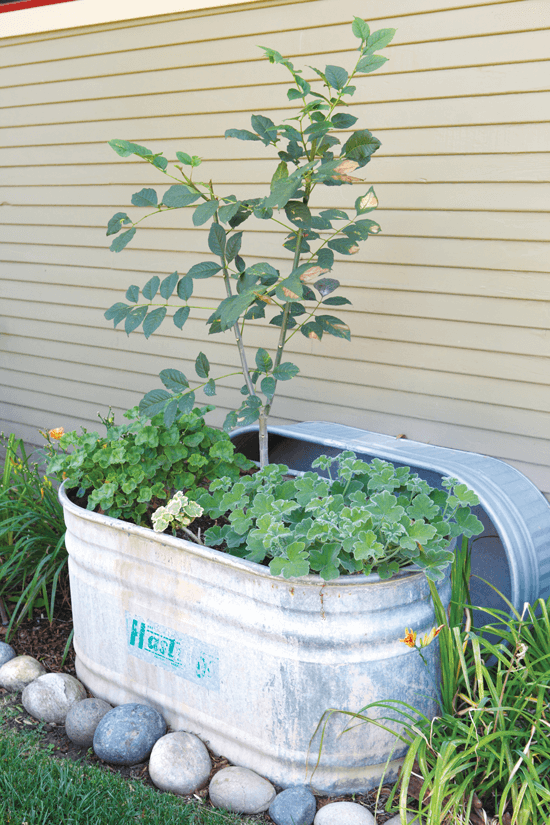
(260, 227, 305, 466)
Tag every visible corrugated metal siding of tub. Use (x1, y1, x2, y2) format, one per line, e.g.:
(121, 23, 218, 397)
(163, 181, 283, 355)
(0, 0, 549, 502)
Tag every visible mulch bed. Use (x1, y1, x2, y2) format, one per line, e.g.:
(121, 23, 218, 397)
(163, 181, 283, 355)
(0, 610, 400, 824)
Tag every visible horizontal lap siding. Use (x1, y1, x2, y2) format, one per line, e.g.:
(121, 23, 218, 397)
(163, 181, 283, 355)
(0, 0, 549, 502)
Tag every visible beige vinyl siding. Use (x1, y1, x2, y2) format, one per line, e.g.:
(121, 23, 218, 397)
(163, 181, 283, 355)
(0, 0, 549, 501)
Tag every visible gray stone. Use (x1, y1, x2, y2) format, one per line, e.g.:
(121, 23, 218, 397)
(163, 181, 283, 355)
(314, 801, 375, 825)
(65, 698, 112, 747)
(149, 731, 212, 795)
(0, 655, 46, 692)
(0, 642, 16, 667)
(384, 814, 421, 824)
(269, 785, 317, 825)
(22, 672, 86, 724)
(209, 766, 276, 814)
(93, 703, 166, 766)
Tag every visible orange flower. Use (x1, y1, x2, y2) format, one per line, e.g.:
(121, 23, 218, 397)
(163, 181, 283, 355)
(400, 628, 417, 648)
(48, 427, 64, 440)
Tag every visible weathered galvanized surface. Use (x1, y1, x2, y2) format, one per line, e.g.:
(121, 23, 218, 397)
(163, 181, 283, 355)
(60, 484, 450, 794)
(232, 422, 550, 624)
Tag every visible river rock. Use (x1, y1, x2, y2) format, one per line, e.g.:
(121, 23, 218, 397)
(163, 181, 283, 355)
(385, 814, 420, 824)
(269, 785, 317, 825)
(209, 766, 276, 814)
(149, 731, 212, 794)
(0, 642, 16, 667)
(22, 672, 86, 723)
(65, 698, 112, 747)
(0, 655, 46, 691)
(93, 703, 166, 766)
(314, 801, 376, 825)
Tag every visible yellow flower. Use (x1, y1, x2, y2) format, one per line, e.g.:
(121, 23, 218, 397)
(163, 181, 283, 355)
(400, 625, 444, 650)
(49, 427, 64, 440)
(419, 625, 444, 648)
(399, 628, 417, 648)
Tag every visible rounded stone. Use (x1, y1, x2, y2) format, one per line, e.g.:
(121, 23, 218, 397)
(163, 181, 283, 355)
(65, 698, 112, 747)
(22, 672, 87, 724)
(93, 703, 167, 766)
(314, 801, 376, 825)
(148, 731, 212, 795)
(0, 655, 47, 692)
(0, 642, 16, 668)
(384, 814, 420, 825)
(269, 785, 317, 825)
(209, 766, 276, 814)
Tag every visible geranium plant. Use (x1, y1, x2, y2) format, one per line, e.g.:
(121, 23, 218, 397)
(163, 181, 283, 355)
(191, 451, 483, 581)
(104, 18, 395, 466)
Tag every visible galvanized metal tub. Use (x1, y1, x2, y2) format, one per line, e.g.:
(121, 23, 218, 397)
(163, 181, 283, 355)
(231, 422, 550, 626)
(60, 483, 450, 794)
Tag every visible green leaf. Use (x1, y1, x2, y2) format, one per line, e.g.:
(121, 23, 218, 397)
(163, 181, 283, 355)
(177, 275, 193, 300)
(212, 292, 256, 331)
(175, 151, 201, 166)
(173, 306, 191, 329)
(131, 188, 158, 207)
(287, 88, 303, 101)
(160, 272, 178, 299)
(272, 362, 299, 381)
(139, 389, 171, 418)
(218, 201, 241, 224)
(357, 54, 388, 74)
(300, 321, 323, 340)
(163, 398, 179, 428)
(331, 112, 358, 129)
(104, 302, 130, 326)
(208, 223, 226, 257)
(125, 305, 148, 334)
(322, 296, 352, 306)
(251, 114, 277, 145)
(160, 369, 189, 391)
(224, 128, 261, 142)
(355, 187, 379, 214)
(192, 199, 219, 227)
(255, 348, 273, 372)
(195, 352, 210, 379)
(264, 176, 301, 209)
(178, 392, 195, 415)
(314, 278, 339, 297)
(352, 17, 370, 40)
(187, 261, 222, 280)
(204, 378, 216, 396)
(125, 285, 140, 303)
(341, 129, 381, 163)
(142, 276, 160, 301)
(261, 376, 276, 398)
(143, 307, 167, 338)
(317, 248, 334, 270)
(271, 161, 288, 185)
(110, 228, 136, 252)
(328, 237, 360, 255)
(109, 139, 152, 158)
(106, 212, 131, 236)
(225, 232, 243, 263)
(317, 314, 351, 340)
(285, 201, 312, 226)
(365, 28, 396, 52)
(344, 219, 381, 241)
(162, 185, 201, 208)
(325, 65, 349, 90)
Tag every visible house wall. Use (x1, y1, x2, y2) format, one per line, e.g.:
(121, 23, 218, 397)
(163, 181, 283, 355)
(1, 0, 549, 501)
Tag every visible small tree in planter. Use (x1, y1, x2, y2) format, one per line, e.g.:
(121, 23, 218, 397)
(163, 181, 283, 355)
(104, 18, 394, 466)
